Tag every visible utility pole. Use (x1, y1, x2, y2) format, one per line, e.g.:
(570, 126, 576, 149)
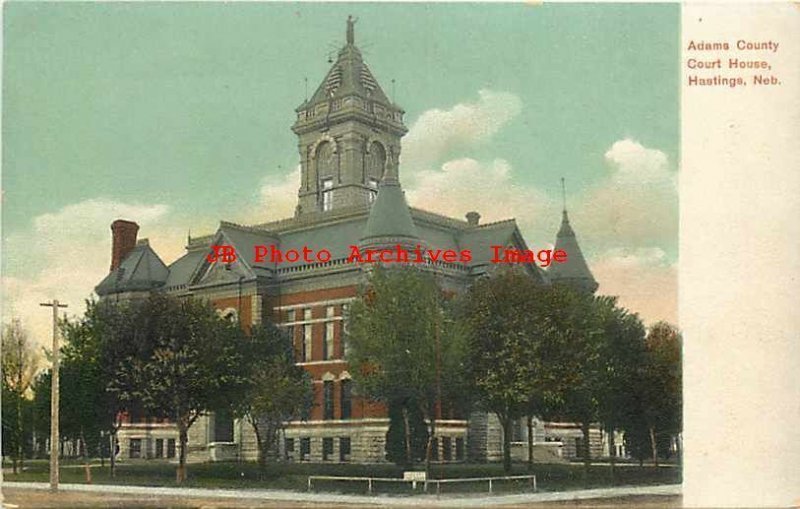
(40, 299, 68, 491)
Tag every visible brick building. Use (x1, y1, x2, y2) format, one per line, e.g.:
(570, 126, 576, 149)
(95, 18, 602, 464)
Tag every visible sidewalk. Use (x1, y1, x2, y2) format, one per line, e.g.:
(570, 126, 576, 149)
(4, 481, 681, 507)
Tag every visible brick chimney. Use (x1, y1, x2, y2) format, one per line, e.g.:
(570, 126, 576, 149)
(466, 211, 481, 226)
(110, 219, 139, 272)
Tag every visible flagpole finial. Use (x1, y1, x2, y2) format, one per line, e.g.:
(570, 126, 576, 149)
(346, 15, 357, 45)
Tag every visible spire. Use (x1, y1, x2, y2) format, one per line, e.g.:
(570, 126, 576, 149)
(360, 153, 419, 248)
(296, 18, 399, 114)
(346, 15, 356, 45)
(548, 180, 598, 293)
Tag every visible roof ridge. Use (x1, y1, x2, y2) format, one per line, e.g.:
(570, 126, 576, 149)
(220, 220, 278, 236)
(476, 218, 517, 229)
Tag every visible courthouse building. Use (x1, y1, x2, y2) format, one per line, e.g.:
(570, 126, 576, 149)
(95, 19, 600, 464)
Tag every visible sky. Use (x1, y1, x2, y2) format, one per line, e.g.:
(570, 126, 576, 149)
(2, 2, 679, 350)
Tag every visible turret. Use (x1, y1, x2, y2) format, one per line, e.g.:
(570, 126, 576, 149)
(548, 180, 598, 293)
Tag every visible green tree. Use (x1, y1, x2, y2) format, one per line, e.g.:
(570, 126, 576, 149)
(1, 319, 39, 473)
(595, 302, 647, 482)
(347, 266, 465, 470)
(113, 293, 250, 483)
(641, 321, 682, 466)
(235, 323, 313, 472)
(461, 268, 556, 473)
(60, 299, 140, 477)
(537, 287, 616, 477)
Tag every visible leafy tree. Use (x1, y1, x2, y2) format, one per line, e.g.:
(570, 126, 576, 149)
(461, 268, 557, 473)
(641, 321, 682, 466)
(235, 323, 313, 472)
(533, 286, 626, 477)
(347, 266, 465, 470)
(594, 302, 647, 481)
(1, 319, 39, 473)
(60, 299, 139, 477)
(112, 293, 251, 483)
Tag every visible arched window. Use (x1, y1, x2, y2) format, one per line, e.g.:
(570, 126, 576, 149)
(316, 141, 336, 180)
(316, 141, 336, 211)
(366, 141, 386, 182)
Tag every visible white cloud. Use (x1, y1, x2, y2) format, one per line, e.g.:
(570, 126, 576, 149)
(403, 114, 678, 324)
(401, 90, 522, 176)
(257, 166, 300, 221)
(574, 138, 678, 253)
(2, 199, 177, 353)
(406, 158, 558, 241)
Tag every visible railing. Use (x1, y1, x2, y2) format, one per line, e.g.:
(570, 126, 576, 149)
(307, 474, 537, 495)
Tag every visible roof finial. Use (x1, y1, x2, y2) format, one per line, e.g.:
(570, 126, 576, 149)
(346, 15, 357, 45)
(561, 177, 567, 211)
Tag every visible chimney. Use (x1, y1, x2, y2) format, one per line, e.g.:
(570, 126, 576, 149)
(110, 219, 139, 272)
(466, 211, 481, 226)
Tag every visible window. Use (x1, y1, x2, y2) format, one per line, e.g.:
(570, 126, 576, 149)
(155, 439, 164, 459)
(286, 310, 296, 357)
(339, 437, 351, 462)
(166, 439, 176, 459)
(214, 410, 234, 442)
(367, 177, 380, 204)
(340, 379, 352, 419)
(285, 438, 295, 461)
(322, 178, 334, 211)
(323, 307, 334, 361)
(300, 438, 311, 461)
(443, 437, 452, 461)
(341, 304, 350, 358)
(302, 324, 312, 362)
(455, 438, 464, 461)
(323, 381, 334, 420)
(129, 438, 142, 459)
(431, 438, 439, 460)
(300, 309, 313, 362)
(322, 438, 334, 461)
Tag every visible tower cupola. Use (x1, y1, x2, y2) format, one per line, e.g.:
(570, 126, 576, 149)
(292, 17, 407, 216)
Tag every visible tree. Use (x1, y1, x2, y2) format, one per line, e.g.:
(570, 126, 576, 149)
(461, 268, 556, 473)
(595, 302, 647, 482)
(112, 293, 251, 483)
(640, 321, 682, 466)
(347, 265, 466, 470)
(1, 319, 39, 473)
(61, 299, 140, 477)
(235, 323, 313, 472)
(535, 286, 621, 478)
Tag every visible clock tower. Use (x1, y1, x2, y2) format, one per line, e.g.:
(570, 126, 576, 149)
(292, 17, 408, 216)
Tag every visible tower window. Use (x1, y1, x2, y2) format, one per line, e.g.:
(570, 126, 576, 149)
(322, 178, 334, 211)
(367, 177, 380, 204)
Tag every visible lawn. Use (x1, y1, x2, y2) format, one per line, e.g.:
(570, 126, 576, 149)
(3, 459, 680, 495)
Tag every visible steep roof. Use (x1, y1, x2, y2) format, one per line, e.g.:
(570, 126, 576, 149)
(360, 159, 420, 247)
(547, 210, 598, 293)
(302, 17, 395, 112)
(95, 239, 169, 296)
